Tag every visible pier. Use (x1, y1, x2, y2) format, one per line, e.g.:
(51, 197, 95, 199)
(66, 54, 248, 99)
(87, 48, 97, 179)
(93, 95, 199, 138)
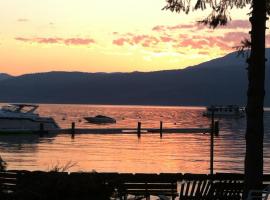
(0, 121, 219, 136)
(51, 127, 214, 134)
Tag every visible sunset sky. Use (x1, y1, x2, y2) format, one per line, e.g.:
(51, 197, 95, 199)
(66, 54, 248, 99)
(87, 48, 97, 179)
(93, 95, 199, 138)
(0, 0, 261, 75)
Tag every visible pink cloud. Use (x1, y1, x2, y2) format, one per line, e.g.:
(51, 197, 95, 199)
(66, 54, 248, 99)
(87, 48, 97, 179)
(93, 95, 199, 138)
(133, 35, 148, 43)
(36, 37, 61, 44)
(178, 34, 189, 39)
(177, 38, 211, 49)
(112, 31, 241, 51)
(160, 36, 176, 43)
(17, 18, 29, 22)
(114, 20, 252, 51)
(153, 20, 250, 33)
(266, 34, 270, 46)
(64, 38, 95, 45)
(15, 37, 32, 42)
(198, 51, 210, 55)
(168, 24, 195, 30)
(153, 24, 195, 32)
(113, 38, 129, 46)
(173, 32, 248, 51)
(222, 20, 250, 29)
(222, 32, 250, 41)
(207, 37, 232, 50)
(15, 37, 96, 46)
(113, 34, 159, 47)
(152, 25, 166, 32)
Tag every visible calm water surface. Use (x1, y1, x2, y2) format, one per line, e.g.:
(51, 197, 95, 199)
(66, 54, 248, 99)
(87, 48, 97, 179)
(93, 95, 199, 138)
(1, 104, 270, 174)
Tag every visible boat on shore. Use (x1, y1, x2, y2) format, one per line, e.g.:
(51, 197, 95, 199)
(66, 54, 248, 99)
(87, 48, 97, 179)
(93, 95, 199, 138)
(203, 105, 245, 118)
(84, 115, 116, 124)
(0, 104, 59, 131)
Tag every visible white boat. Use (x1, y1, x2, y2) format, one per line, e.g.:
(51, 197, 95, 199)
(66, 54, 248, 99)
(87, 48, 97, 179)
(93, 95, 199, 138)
(84, 115, 116, 124)
(203, 105, 245, 117)
(0, 104, 59, 131)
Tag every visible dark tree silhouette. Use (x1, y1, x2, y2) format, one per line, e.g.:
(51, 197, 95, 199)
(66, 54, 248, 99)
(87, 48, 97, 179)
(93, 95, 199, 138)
(0, 156, 6, 171)
(163, 0, 269, 197)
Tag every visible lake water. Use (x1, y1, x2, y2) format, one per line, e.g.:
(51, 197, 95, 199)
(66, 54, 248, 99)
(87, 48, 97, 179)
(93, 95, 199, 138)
(1, 104, 270, 174)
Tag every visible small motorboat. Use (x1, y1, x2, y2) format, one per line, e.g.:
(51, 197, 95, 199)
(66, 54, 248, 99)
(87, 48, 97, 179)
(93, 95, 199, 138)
(203, 105, 245, 118)
(84, 115, 116, 124)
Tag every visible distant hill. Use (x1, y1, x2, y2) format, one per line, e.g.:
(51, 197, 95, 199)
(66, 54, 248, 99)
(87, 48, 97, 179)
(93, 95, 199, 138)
(0, 73, 12, 81)
(0, 50, 270, 106)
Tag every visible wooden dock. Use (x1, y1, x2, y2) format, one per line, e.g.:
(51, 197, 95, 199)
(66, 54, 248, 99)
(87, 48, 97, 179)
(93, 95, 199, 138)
(58, 121, 218, 135)
(0, 127, 214, 135)
(50, 127, 212, 134)
(0, 120, 220, 136)
(0, 127, 213, 136)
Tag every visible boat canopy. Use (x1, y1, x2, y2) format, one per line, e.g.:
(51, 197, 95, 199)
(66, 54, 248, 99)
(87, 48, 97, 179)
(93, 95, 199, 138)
(2, 104, 39, 113)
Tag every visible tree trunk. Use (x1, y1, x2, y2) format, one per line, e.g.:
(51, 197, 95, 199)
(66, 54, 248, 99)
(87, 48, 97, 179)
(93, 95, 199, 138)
(244, 0, 267, 198)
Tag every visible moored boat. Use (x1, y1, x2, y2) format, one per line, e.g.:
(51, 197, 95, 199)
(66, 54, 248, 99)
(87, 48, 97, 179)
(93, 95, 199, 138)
(0, 104, 59, 131)
(84, 115, 116, 124)
(203, 105, 245, 117)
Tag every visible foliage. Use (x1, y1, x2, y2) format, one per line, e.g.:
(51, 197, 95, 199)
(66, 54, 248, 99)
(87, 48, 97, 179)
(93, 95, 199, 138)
(0, 156, 7, 171)
(163, 0, 270, 197)
(235, 39, 252, 58)
(163, 0, 270, 27)
(14, 172, 114, 200)
(48, 161, 77, 172)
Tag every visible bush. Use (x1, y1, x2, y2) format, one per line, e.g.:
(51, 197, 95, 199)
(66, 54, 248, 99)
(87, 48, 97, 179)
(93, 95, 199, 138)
(15, 172, 114, 200)
(0, 156, 6, 171)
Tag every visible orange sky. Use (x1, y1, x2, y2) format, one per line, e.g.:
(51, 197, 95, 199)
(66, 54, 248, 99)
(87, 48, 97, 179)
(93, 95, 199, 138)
(0, 0, 256, 75)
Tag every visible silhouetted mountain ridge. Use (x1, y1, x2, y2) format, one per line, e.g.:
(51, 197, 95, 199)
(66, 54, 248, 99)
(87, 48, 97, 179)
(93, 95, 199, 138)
(0, 73, 12, 81)
(0, 50, 270, 106)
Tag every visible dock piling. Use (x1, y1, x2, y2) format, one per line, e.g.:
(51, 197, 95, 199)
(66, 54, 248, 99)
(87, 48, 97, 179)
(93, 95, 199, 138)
(71, 122, 75, 138)
(39, 123, 45, 136)
(210, 110, 215, 175)
(39, 123, 44, 132)
(160, 121, 163, 138)
(214, 121, 219, 136)
(137, 122, 141, 138)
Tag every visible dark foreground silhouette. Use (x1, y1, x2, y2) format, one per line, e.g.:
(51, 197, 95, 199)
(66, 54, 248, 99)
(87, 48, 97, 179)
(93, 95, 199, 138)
(2, 170, 270, 200)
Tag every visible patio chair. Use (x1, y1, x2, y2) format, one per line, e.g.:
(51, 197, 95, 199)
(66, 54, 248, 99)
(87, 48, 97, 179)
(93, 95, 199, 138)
(247, 185, 270, 200)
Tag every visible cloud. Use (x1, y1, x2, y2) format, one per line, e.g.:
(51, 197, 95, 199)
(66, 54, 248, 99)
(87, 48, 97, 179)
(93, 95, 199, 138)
(152, 25, 166, 32)
(36, 38, 61, 44)
(160, 36, 176, 43)
(113, 19, 253, 53)
(113, 38, 129, 46)
(222, 20, 250, 29)
(167, 24, 195, 30)
(112, 29, 251, 52)
(177, 38, 211, 49)
(152, 20, 250, 32)
(152, 24, 196, 32)
(175, 32, 250, 51)
(113, 34, 159, 47)
(64, 38, 95, 45)
(222, 32, 250, 42)
(15, 37, 32, 42)
(15, 37, 96, 46)
(17, 18, 29, 22)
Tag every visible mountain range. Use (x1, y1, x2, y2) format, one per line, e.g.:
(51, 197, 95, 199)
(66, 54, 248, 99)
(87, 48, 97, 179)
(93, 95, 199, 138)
(1, 50, 270, 106)
(0, 73, 12, 81)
